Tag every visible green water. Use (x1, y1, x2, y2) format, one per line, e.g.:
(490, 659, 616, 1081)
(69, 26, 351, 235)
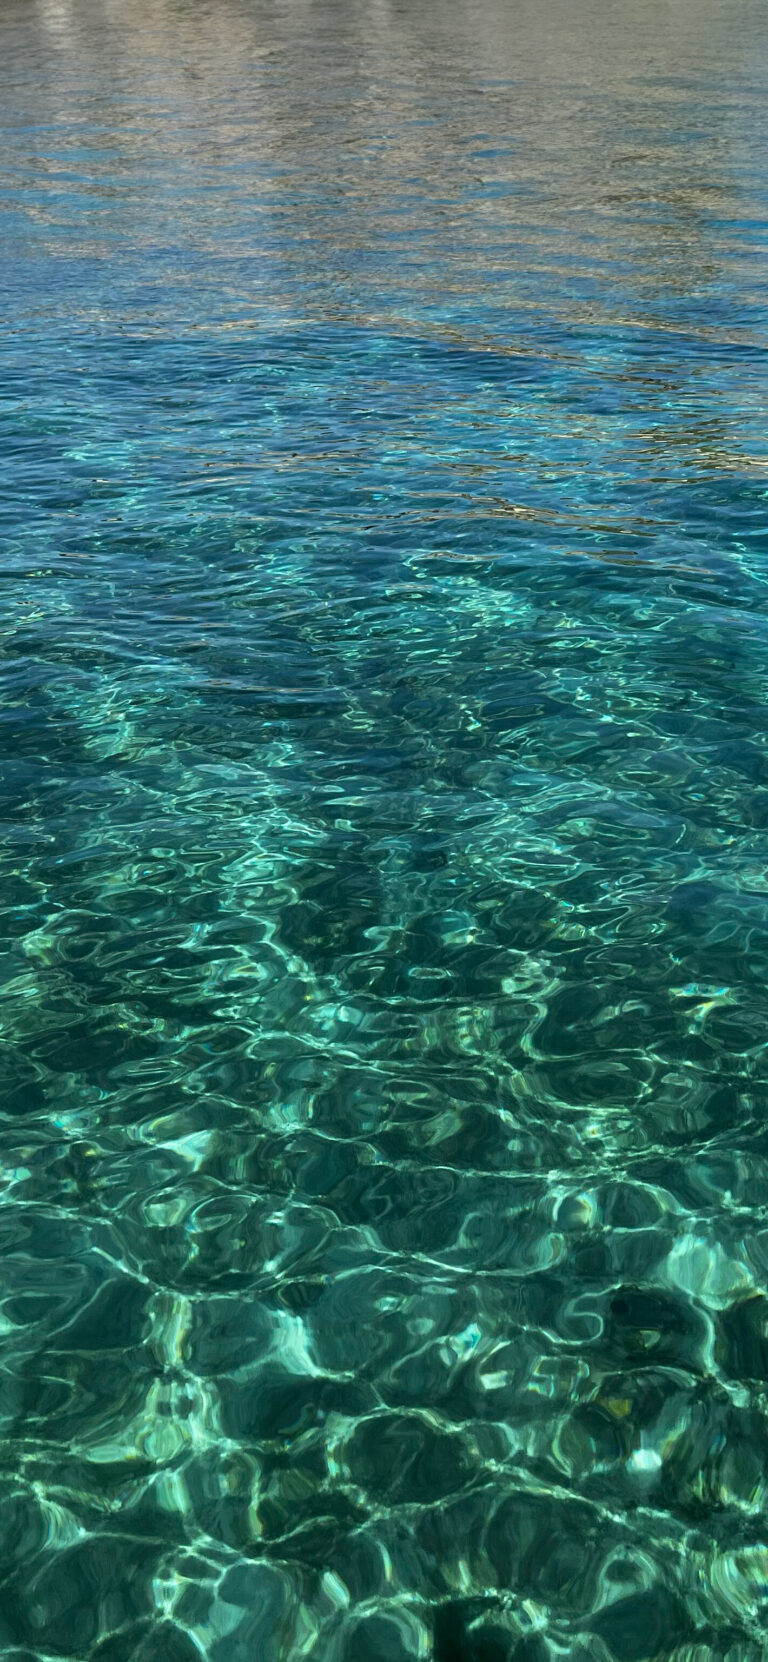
(2, 0, 768, 1657)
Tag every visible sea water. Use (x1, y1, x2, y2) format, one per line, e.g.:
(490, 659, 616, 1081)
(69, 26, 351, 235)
(2, 1, 768, 1657)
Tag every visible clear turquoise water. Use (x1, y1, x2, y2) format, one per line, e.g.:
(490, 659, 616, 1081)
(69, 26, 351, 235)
(3, 1, 768, 1657)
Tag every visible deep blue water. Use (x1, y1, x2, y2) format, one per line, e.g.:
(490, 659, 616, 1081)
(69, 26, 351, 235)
(3, 1, 768, 1657)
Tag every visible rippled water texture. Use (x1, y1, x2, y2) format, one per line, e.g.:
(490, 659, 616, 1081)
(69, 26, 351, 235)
(3, 0, 768, 1656)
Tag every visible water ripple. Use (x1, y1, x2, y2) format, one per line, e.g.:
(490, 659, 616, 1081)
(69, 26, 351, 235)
(3, 0, 768, 1658)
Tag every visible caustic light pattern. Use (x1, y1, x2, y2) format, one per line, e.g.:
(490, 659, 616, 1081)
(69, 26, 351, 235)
(2, 1, 768, 1658)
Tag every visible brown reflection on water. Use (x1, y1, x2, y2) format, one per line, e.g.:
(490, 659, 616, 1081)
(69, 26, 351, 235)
(0, 0, 764, 532)
(0, 0, 764, 340)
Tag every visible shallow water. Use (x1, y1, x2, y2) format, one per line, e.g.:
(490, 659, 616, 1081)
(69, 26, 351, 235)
(3, 0, 768, 1656)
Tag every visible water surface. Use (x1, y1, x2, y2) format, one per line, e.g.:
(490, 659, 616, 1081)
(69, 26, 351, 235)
(3, 1, 768, 1657)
